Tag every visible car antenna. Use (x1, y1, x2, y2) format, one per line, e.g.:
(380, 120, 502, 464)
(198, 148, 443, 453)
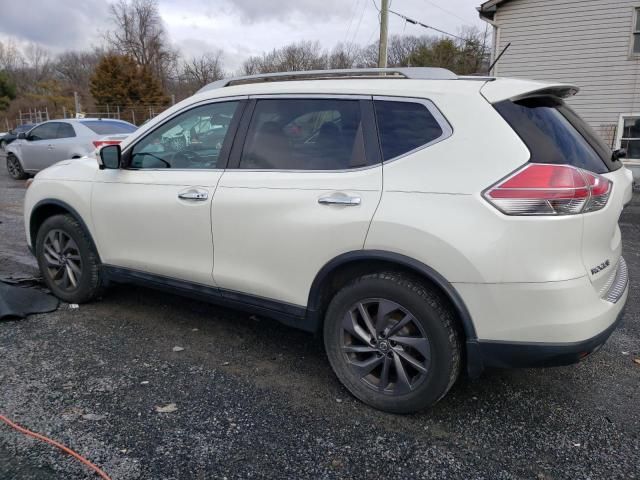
(488, 42, 511, 75)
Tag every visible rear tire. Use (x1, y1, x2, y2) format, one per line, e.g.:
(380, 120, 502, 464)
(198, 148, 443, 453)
(6, 154, 28, 180)
(323, 272, 461, 414)
(35, 214, 104, 303)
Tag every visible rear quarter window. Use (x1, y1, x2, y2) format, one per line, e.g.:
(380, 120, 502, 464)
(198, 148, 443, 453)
(494, 97, 618, 174)
(81, 121, 137, 135)
(373, 99, 447, 161)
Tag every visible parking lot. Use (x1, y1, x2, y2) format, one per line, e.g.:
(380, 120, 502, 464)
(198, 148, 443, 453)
(0, 155, 639, 479)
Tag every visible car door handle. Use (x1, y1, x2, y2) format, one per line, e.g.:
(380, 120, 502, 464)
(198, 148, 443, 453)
(318, 192, 361, 206)
(47, 144, 54, 150)
(178, 188, 209, 201)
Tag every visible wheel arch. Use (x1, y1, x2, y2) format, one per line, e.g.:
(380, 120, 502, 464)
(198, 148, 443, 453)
(307, 250, 481, 374)
(308, 251, 476, 338)
(29, 199, 101, 262)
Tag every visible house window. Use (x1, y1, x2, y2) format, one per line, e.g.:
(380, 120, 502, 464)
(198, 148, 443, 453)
(633, 8, 640, 53)
(620, 116, 640, 159)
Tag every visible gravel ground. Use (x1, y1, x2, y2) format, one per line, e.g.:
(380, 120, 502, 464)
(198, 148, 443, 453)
(0, 156, 639, 479)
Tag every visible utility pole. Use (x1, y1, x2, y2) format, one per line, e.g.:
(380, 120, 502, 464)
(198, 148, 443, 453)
(377, 0, 389, 68)
(74, 91, 80, 118)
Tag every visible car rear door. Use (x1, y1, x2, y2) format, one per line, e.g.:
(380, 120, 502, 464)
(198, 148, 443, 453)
(211, 95, 382, 309)
(91, 98, 246, 285)
(47, 122, 80, 164)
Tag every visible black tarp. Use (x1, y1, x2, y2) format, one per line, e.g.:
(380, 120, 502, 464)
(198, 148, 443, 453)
(0, 281, 59, 320)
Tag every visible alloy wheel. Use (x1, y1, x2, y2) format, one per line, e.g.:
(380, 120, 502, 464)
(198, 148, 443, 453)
(341, 298, 431, 395)
(43, 229, 83, 291)
(6, 156, 21, 177)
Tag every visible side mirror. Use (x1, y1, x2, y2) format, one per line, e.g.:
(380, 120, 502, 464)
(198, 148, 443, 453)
(17, 132, 27, 140)
(98, 144, 121, 170)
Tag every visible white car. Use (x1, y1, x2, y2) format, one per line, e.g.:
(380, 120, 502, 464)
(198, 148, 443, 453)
(23, 68, 633, 413)
(6, 118, 136, 179)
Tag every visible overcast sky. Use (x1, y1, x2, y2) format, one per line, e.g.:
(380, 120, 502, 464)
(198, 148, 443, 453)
(0, 0, 486, 72)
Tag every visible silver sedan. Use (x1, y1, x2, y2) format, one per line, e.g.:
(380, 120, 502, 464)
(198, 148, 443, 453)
(6, 118, 137, 179)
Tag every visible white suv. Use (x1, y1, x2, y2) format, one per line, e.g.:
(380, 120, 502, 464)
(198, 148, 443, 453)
(23, 68, 633, 413)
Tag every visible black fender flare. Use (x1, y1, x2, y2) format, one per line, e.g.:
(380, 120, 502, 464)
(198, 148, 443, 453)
(307, 250, 478, 340)
(307, 250, 483, 376)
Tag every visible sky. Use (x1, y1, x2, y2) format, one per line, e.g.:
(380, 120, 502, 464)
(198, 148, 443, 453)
(0, 0, 487, 72)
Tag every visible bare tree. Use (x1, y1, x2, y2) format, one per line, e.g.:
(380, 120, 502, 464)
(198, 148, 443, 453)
(359, 42, 379, 68)
(55, 49, 104, 92)
(328, 43, 363, 69)
(0, 40, 24, 73)
(278, 41, 327, 71)
(24, 43, 51, 85)
(182, 51, 224, 89)
(106, 0, 177, 85)
(455, 26, 491, 74)
(387, 35, 424, 67)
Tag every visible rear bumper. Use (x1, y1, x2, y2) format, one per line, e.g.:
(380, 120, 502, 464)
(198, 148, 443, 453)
(461, 256, 629, 375)
(468, 307, 625, 370)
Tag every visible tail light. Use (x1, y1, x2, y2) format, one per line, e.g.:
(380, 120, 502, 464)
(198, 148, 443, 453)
(483, 163, 612, 216)
(92, 140, 121, 149)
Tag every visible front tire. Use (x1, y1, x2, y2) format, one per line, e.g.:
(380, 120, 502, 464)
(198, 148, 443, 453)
(35, 214, 104, 303)
(323, 272, 461, 414)
(6, 154, 28, 180)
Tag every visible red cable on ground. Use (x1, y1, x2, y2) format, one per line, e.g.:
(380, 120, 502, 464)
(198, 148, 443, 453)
(0, 414, 112, 480)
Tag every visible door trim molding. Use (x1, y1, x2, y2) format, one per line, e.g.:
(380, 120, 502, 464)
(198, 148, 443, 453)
(102, 265, 316, 332)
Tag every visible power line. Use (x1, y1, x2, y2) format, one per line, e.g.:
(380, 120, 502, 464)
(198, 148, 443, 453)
(422, 0, 470, 24)
(343, 0, 360, 44)
(349, 0, 368, 44)
(388, 9, 466, 41)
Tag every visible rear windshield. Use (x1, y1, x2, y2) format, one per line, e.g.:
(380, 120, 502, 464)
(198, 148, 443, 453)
(80, 120, 137, 135)
(494, 97, 619, 174)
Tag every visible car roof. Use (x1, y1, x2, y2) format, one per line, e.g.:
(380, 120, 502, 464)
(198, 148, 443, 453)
(32, 118, 134, 126)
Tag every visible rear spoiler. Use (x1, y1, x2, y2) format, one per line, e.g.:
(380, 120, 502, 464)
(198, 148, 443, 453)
(480, 78, 579, 103)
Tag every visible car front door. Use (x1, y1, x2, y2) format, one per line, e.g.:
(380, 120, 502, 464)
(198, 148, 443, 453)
(211, 96, 383, 310)
(91, 98, 246, 285)
(20, 123, 59, 171)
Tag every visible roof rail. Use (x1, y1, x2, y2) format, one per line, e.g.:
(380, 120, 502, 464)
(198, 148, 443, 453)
(196, 67, 458, 93)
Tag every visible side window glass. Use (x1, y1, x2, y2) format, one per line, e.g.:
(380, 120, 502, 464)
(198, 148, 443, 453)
(29, 124, 57, 141)
(57, 123, 76, 139)
(374, 100, 445, 161)
(239, 99, 366, 170)
(131, 101, 239, 169)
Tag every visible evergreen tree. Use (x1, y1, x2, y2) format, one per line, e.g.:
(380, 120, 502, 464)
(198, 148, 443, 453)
(0, 71, 17, 111)
(89, 54, 168, 107)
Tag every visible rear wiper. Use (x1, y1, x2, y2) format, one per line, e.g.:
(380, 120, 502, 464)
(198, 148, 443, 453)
(612, 148, 626, 161)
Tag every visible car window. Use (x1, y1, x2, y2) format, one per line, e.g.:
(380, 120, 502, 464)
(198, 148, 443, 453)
(56, 123, 76, 139)
(494, 97, 613, 174)
(374, 100, 445, 161)
(239, 98, 367, 170)
(80, 120, 137, 135)
(130, 101, 239, 169)
(28, 123, 58, 141)
(16, 124, 33, 133)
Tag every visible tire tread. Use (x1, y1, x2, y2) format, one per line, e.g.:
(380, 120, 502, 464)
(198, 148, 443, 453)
(323, 271, 462, 413)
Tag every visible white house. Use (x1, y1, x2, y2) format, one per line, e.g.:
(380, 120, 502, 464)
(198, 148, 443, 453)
(479, 0, 640, 177)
